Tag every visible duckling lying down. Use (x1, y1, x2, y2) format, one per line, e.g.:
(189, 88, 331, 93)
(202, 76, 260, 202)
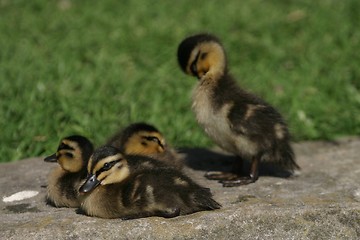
(79, 146, 221, 219)
(44, 135, 94, 208)
(106, 122, 184, 170)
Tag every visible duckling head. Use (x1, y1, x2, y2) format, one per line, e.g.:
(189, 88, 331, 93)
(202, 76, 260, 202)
(121, 122, 166, 155)
(79, 146, 130, 194)
(177, 33, 227, 80)
(44, 135, 94, 173)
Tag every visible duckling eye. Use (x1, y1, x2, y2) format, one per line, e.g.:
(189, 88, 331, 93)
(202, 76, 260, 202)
(65, 152, 73, 158)
(103, 162, 111, 171)
(144, 136, 160, 143)
(101, 160, 121, 172)
(200, 52, 208, 60)
(143, 136, 164, 149)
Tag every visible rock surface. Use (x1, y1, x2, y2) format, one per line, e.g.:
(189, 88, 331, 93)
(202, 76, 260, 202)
(1, 137, 359, 240)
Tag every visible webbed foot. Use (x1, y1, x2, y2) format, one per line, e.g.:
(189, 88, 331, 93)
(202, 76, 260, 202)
(220, 176, 257, 187)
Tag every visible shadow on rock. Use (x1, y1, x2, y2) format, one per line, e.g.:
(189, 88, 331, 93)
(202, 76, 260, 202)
(4, 203, 40, 214)
(179, 147, 293, 178)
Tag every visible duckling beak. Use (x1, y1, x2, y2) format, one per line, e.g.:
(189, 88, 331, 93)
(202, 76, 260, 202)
(44, 153, 57, 162)
(79, 174, 100, 194)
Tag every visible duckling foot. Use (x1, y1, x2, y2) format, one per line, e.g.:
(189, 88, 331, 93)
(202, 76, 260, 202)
(220, 157, 260, 186)
(204, 171, 239, 181)
(220, 177, 256, 187)
(155, 207, 180, 218)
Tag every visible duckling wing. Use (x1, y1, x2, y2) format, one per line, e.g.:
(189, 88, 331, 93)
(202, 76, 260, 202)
(227, 102, 286, 139)
(227, 101, 298, 170)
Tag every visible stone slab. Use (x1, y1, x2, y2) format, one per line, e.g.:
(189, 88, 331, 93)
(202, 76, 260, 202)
(1, 138, 359, 239)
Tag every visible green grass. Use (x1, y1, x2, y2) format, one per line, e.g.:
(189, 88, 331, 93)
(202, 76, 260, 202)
(0, 0, 359, 162)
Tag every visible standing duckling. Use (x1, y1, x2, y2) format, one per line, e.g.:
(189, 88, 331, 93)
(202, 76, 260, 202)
(177, 33, 299, 186)
(78, 146, 221, 219)
(106, 122, 184, 169)
(44, 135, 94, 207)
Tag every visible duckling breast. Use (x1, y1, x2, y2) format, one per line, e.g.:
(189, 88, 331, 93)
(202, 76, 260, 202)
(80, 186, 125, 218)
(192, 84, 258, 156)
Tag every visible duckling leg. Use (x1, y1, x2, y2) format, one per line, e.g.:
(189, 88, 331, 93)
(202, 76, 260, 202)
(220, 157, 259, 187)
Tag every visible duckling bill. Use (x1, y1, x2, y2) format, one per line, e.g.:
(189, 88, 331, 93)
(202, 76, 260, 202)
(78, 146, 220, 219)
(44, 135, 94, 207)
(177, 33, 300, 186)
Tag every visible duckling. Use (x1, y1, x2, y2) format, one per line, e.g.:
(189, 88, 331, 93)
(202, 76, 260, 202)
(177, 33, 300, 186)
(44, 135, 94, 207)
(106, 122, 184, 169)
(78, 146, 221, 219)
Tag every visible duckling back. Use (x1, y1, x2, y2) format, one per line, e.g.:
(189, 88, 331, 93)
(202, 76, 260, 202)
(123, 168, 221, 216)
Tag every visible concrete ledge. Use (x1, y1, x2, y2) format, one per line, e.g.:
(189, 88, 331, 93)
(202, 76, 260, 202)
(1, 138, 359, 239)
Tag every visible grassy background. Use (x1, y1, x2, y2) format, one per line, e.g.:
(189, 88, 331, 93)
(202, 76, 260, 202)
(0, 0, 359, 162)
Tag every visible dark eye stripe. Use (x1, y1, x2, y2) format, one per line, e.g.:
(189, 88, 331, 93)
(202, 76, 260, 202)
(142, 136, 164, 149)
(190, 51, 201, 76)
(64, 152, 74, 158)
(58, 143, 74, 151)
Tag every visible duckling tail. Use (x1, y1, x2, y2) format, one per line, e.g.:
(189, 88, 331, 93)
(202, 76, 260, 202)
(194, 187, 222, 210)
(276, 141, 300, 172)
